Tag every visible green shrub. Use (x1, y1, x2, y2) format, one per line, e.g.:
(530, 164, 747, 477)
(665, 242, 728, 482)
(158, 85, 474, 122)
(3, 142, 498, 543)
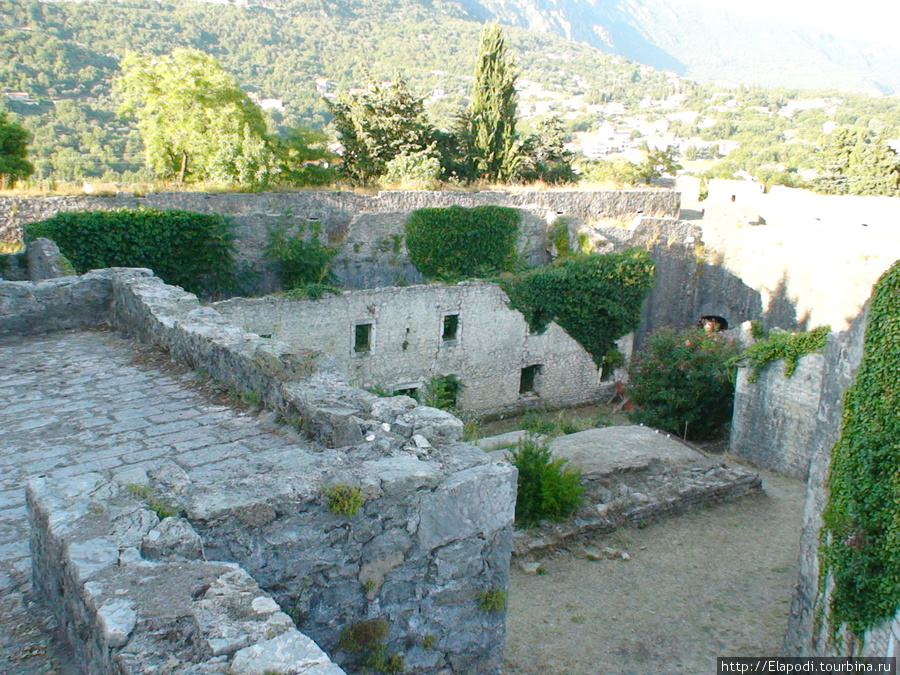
(744, 325, 830, 382)
(509, 437, 583, 527)
(423, 374, 464, 411)
(265, 221, 336, 291)
(627, 327, 743, 440)
(24, 208, 236, 296)
(405, 205, 519, 281)
(324, 483, 364, 516)
(384, 150, 441, 188)
(503, 250, 655, 366)
(820, 260, 900, 640)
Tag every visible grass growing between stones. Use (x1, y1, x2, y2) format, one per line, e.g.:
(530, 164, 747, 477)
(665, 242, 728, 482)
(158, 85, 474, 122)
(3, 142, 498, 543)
(338, 618, 405, 674)
(127, 483, 180, 519)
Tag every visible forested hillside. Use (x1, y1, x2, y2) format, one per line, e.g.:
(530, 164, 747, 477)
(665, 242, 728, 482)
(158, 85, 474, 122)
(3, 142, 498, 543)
(4, 0, 900, 190)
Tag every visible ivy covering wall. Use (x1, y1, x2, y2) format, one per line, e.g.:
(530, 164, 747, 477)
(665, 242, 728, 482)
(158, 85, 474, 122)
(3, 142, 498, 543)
(503, 249, 656, 366)
(25, 208, 236, 296)
(404, 205, 519, 281)
(743, 325, 830, 382)
(819, 259, 900, 641)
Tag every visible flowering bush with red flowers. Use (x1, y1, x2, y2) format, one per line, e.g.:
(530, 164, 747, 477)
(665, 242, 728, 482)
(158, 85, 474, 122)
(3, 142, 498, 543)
(627, 327, 742, 440)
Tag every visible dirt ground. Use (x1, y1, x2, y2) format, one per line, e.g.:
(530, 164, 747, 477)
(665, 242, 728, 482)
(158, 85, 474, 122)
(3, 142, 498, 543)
(503, 462, 807, 675)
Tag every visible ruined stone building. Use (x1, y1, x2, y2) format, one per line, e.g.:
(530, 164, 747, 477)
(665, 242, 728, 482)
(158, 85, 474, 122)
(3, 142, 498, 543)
(215, 282, 617, 416)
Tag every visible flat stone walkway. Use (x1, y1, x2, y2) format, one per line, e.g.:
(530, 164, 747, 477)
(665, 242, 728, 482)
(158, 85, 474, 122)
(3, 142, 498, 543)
(0, 329, 303, 674)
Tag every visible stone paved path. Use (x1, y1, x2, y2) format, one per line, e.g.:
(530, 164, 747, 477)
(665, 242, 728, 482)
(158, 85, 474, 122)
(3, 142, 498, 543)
(0, 329, 303, 674)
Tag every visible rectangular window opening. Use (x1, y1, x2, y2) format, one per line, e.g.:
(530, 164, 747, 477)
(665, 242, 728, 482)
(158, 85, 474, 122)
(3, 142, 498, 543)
(395, 387, 420, 402)
(442, 313, 459, 342)
(519, 364, 542, 395)
(354, 323, 373, 353)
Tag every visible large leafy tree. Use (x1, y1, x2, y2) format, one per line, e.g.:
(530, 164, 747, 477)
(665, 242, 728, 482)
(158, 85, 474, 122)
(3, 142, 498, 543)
(115, 48, 273, 187)
(0, 111, 34, 188)
(328, 74, 435, 185)
(815, 127, 900, 196)
(469, 22, 519, 182)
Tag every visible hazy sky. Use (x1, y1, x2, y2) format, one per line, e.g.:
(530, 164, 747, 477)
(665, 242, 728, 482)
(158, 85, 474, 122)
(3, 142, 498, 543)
(684, 0, 900, 45)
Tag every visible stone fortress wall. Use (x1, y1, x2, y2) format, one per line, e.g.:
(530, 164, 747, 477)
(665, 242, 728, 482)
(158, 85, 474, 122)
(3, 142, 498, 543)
(214, 282, 616, 416)
(2, 258, 517, 674)
(729, 352, 826, 481)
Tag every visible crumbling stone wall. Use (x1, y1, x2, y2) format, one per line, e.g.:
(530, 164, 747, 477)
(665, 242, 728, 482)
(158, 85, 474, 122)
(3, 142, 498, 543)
(26, 237, 73, 281)
(730, 354, 826, 480)
(27, 473, 348, 675)
(214, 282, 608, 415)
(5, 267, 518, 674)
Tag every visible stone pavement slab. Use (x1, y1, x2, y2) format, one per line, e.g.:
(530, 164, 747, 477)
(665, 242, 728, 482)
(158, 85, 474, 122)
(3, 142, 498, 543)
(0, 329, 307, 674)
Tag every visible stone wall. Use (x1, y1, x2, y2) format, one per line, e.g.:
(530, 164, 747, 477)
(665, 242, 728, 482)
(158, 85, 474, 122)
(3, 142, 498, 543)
(596, 217, 766, 346)
(0, 251, 27, 281)
(27, 473, 347, 675)
(783, 308, 873, 656)
(26, 237, 73, 281)
(7, 268, 518, 674)
(331, 209, 550, 291)
(730, 353, 826, 480)
(213, 282, 609, 416)
(0, 268, 149, 335)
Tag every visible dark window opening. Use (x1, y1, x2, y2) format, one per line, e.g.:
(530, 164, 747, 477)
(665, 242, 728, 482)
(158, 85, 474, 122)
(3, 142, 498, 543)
(698, 315, 728, 331)
(520, 364, 542, 395)
(395, 387, 419, 401)
(442, 314, 459, 342)
(354, 323, 372, 353)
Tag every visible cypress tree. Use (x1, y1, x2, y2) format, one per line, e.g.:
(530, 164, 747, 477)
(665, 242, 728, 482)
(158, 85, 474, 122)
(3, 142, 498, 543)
(470, 22, 519, 182)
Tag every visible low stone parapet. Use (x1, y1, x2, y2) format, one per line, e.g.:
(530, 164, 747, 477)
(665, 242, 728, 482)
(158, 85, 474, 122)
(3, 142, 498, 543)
(27, 472, 348, 675)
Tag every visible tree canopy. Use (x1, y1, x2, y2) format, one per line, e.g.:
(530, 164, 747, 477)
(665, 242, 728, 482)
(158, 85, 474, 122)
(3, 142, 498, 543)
(115, 48, 273, 187)
(328, 74, 435, 185)
(469, 22, 519, 182)
(0, 111, 34, 187)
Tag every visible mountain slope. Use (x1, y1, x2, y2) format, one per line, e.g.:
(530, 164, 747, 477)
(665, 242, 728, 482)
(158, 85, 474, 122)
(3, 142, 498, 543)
(457, 0, 900, 94)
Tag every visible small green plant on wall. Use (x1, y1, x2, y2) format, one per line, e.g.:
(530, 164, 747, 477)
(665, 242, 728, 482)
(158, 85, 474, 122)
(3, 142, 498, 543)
(743, 325, 830, 382)
(339, 618, 405, 674)
(423, 374, 464, 411)
(477, 588, 508, 612)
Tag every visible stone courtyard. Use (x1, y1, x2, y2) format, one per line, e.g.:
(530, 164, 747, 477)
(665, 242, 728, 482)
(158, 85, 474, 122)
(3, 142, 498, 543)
(0, 329, 310, 673)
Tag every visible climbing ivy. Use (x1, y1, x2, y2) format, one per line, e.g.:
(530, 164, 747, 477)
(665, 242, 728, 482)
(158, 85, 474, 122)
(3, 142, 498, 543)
(819, 259, 900, 641)
(503, 249, 655, 367)
(405, 205, 519, 281)
(743, 325, 831, 382)
(24, 208, 236, 297)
